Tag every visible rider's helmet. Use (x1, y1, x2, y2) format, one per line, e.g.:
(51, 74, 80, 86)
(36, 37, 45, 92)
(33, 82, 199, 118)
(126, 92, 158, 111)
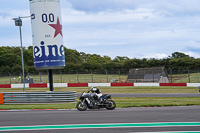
(91, 87, 101, 94)
(91, 87, 97, 92)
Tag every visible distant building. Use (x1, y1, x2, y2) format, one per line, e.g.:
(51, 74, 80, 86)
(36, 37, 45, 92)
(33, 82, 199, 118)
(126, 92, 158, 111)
(127, 67, 169, 83)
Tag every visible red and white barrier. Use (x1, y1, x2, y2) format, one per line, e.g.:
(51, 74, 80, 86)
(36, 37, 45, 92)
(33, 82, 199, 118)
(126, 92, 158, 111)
(68, 83, 88, 87)
(187, 83, 200, 87)
(0, 83, 200, 88)
(88, 83, 110, 87)
(134, 83, 159, 86)
(11, 84, 29, 88)
(111, 83, 134, 86)
(160, 83, 187, 86)
(47, 83, 68, 88)
(0, 84, 11, 88)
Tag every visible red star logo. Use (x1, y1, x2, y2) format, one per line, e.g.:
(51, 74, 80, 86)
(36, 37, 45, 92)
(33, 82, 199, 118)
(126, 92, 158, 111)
(49, 17, 63, 38)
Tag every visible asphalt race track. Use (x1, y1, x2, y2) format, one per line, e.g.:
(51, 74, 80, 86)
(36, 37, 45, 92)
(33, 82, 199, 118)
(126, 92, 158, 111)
(0, 106, 200, 132)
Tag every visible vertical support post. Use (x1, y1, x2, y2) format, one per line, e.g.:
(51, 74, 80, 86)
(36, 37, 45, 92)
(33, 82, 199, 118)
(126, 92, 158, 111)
(19, 24, 25, 92)
(8, 72, 11, 84)
(118, 69, 121, 83)
(134, 69, 138, 83)
(49, 69, 53, 92)
(187, 67, 190, 83)
(90, 69, 93, 83)
(39, 71, 42, 82)
(134, 69, 136, 83)
(76, 70, 79, 83)
(152, 68, 154, 83)
(169, 67, 172, 83)
(199, 69, 200, 83)
(105, 69, 108, 83)
(60, 70, 62, 83)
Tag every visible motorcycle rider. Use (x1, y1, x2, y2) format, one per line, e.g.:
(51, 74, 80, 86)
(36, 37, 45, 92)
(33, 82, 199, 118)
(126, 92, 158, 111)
(90, 87, 103, 103)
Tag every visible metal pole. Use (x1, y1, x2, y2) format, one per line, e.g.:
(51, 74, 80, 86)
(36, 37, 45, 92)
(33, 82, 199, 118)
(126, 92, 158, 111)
(90, 70, 93, 83)
(12, 16, 31, 91)
(118, 69, 121, 83)
(49, 69, 53, 91)
(60, 70, 62, 83)
(134, 69, 136, 83)
(187, 67, 190, 83)
(39, 71, 42, 82)
(19, 24, 25, 92)
(169, 67, 172, 83)
(8, 72, 11, 84)
(152, 68, 154, 83)
(76, 70, 79, 83)
(134, 69, 138, 83)
(105, 69, 108, 83)
(48, 70, 49, 82)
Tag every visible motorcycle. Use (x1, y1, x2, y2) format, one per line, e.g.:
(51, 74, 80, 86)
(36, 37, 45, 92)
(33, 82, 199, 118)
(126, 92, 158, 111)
(76, 90, 116, 111)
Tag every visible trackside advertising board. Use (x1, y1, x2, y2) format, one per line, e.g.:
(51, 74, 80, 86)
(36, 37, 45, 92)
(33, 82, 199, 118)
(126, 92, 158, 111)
(29, 0, 65, 70)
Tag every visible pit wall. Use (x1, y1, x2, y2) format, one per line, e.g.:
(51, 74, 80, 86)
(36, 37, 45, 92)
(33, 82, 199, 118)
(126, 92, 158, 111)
(0, 83, 200, 88)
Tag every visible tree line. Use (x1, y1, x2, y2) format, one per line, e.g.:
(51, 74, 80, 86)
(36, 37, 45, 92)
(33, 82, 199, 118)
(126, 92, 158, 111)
(0, 46, 200, 75)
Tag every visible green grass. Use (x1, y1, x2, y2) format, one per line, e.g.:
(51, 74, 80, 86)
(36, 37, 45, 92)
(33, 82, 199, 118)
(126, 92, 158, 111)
(0, 97, 200, 110)
(0, 86, 200, 109)
(114, 97, 200, 108)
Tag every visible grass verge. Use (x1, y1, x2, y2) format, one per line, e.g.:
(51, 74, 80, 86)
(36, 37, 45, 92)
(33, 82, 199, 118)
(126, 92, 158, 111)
(0, 97, 200, 110)
(0, 86, 199, 109)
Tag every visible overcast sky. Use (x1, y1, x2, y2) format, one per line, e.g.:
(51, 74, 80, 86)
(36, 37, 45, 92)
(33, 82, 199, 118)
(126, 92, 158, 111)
(1, 0, 200, 59)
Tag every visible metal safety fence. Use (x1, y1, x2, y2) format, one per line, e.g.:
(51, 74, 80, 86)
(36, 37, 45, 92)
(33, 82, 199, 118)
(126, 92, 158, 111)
(0, 68, 200, 84)
(0, 91, 76, 104)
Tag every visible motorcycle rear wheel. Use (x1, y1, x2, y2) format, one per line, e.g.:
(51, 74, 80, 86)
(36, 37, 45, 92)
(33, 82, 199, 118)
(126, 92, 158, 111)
(76, 101, 87, 111)
(105, 100, 116, 110)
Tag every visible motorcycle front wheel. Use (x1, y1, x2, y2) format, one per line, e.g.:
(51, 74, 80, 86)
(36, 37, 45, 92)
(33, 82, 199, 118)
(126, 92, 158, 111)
(105, 100, 116, 110)
(76, 101, 87, 111)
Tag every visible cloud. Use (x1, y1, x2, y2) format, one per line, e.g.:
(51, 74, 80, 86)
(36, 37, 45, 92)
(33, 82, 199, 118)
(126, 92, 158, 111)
(0, 9, 30, 26)
(184, 51, 200, 58)
(1, 0, 200, 60)
(184, 40, 200, 57)
(61, 2, 200, 59)
(64, 0, 138, 12)
(150, 0, 200, 17)
(63, 0, 200, 17)
(140, 53, 168, 59)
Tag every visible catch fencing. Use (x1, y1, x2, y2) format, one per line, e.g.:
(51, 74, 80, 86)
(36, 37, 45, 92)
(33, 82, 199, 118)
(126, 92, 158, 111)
(0, 68, 200, 84)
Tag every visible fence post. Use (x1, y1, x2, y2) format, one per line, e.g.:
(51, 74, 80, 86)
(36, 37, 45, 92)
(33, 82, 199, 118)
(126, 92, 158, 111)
(105, 69, 108, 83)
(169, 67, 172, 83)
(118, 69, 121, 83)
(187, 67, 190, 83)
(152, 68, 154, 83)
(8, 72, 11, 84)
(90, 69, 93, 83)
(27, 71, 30, 80)
(76, 70, 79, 83)
(198, 69, 199, 83)
(38, 71, 42, 82)
(60, 70, 62, 83)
